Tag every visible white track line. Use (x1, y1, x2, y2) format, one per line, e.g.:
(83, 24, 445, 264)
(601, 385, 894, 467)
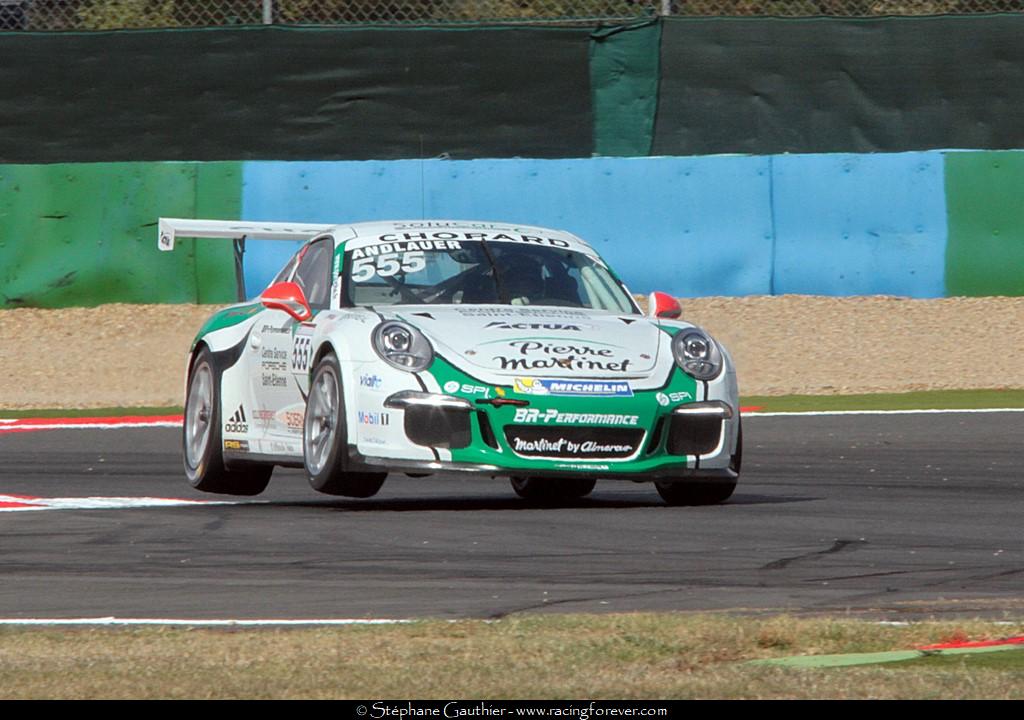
(744, 408, 1024, 417)
(0, 495, 260, 512)
(0, 618, 413, 626)
(1, 421, 181, 431)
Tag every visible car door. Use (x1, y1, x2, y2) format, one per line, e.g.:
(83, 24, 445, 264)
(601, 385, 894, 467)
(249, 236, 334, 454)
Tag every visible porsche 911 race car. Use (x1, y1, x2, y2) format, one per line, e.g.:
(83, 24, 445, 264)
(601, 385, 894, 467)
(158, 218, 741, 505)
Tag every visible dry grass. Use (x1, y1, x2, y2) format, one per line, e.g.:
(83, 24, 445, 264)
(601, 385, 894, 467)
(1, 614, 1022, 699)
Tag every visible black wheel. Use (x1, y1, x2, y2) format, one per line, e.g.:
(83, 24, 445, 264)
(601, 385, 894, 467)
(655, 420, 741, 506)
(183, 347, 272, 496)
(510, 476, 596, 503)
(304, 352, 387, 498)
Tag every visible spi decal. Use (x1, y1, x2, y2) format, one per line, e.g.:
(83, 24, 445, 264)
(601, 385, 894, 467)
(443, 380, 490, 397)
(656, 390, 694, 406)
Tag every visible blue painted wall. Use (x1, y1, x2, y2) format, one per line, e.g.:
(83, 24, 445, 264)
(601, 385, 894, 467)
(240, 153, 947, 298)
(771, 153, 947, 297)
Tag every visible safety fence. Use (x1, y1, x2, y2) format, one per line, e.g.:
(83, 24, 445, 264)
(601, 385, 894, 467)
(2, 0, 1023, 32)
(6, 18, 1024, 164)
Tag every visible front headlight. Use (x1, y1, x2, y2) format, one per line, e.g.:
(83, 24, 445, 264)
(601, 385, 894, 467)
(671, 329, 723, 381)
(372, 321, 433, 372)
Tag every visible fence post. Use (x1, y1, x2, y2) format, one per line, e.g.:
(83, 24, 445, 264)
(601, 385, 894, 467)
(262, 0, 273, 24)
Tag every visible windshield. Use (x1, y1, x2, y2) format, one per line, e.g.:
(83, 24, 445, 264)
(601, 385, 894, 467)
(342, 241, 638, 312)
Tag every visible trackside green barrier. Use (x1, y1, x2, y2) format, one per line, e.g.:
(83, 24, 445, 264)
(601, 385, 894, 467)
(0, 162, 240, 307)
(944, 151, 1024, 296)
(590, 20, 661, 157)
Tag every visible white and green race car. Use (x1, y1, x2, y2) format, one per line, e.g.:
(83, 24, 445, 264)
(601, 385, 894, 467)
(158, 218, 741, 505)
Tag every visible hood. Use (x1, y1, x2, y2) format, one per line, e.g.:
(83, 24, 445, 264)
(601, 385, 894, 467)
(392, 305, 662, 378)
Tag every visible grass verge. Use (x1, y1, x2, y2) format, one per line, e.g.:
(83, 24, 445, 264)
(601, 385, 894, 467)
(1, 614, 1022, 699)
(742, 389, 1024, 412)
(891, 647, 1024, 670)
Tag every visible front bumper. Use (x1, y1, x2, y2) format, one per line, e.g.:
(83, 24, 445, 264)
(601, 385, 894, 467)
(347, 444, 739, 483)
(369, 386, 738, 479)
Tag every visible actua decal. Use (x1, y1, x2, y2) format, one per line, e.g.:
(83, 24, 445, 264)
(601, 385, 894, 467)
(485, 322, 583, 331)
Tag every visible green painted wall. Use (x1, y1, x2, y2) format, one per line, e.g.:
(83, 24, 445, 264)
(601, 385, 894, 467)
(0, 25, 593, 163)
(945, 151, 1024, 297)
(590, 20, 661, 157)
(654, 15, 1024, 155)
(0, 162, 240, 307)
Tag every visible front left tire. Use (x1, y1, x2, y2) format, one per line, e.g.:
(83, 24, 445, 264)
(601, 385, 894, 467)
(183, 347, 272, 496)
(510, 476, 596, 503)
(304, 352, 387, 498)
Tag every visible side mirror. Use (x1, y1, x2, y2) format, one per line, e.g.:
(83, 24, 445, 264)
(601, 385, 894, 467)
(647, 291, 681, 319)
(260, 281, 312, 322)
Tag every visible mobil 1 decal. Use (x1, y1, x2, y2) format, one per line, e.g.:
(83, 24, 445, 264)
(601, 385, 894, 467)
(494, 340, 630, 373)
(349, 239, 462, 283)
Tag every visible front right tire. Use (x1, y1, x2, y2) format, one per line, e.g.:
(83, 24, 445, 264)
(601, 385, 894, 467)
(304, 352, 387, 498)
(183, 347, 272, 496)
(654, 420, 742, 506)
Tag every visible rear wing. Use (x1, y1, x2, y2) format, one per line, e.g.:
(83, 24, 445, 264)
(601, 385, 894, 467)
(158, 217, 336, 301)
(157, 217, 334, 251)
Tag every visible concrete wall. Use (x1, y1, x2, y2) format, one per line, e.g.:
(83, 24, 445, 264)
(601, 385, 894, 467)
(239, 153, 949, 298)
(6, 150, 1022, 306)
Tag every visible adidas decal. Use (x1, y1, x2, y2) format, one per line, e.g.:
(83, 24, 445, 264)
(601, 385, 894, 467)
(224, 404, 249, 434)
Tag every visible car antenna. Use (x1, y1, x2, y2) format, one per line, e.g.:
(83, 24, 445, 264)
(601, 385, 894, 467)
(233, 234, 247, 301)
(419, 135, 426, 220)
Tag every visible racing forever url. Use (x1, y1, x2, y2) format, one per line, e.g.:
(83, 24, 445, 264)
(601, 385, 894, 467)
(353, 702, 671, 719)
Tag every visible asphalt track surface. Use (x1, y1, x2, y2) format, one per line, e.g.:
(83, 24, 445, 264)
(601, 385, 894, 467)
(1, 412, 1021, 621)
